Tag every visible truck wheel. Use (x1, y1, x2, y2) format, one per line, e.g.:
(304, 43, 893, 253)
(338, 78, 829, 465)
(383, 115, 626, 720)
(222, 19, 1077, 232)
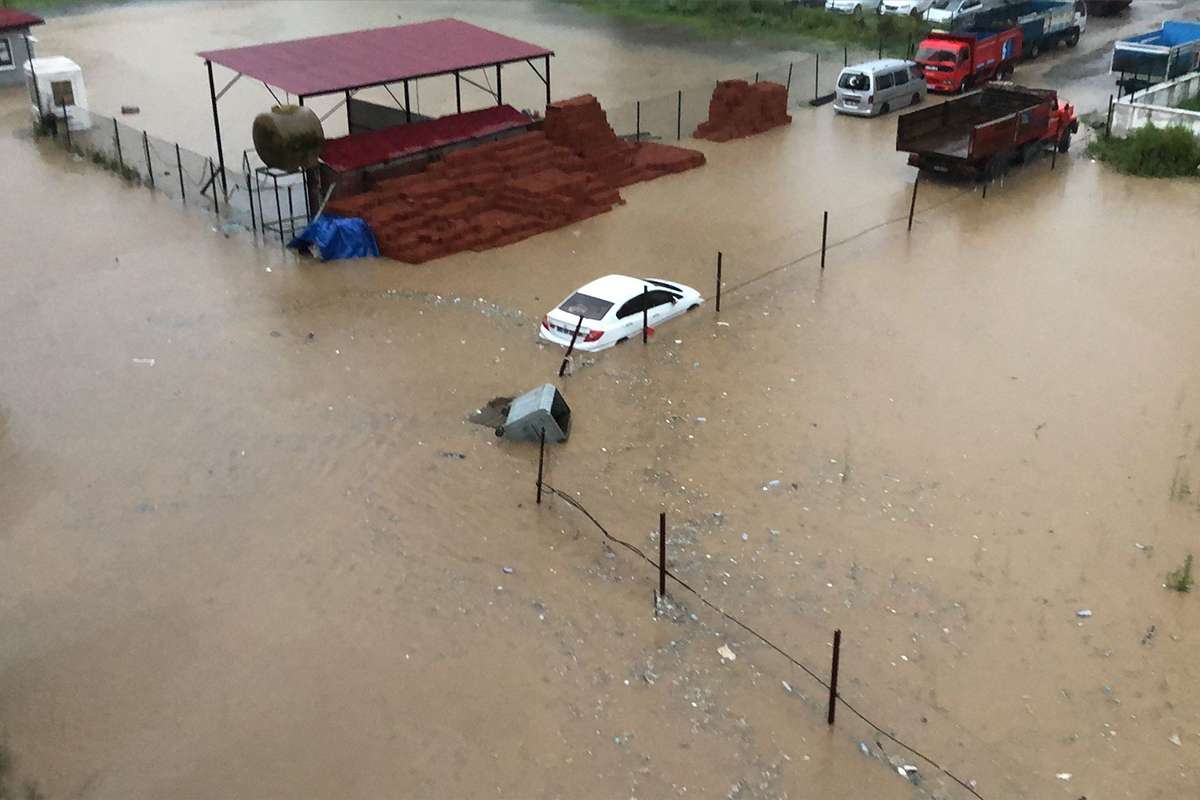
(997, 65, 1014, 80)
(1028, 42, 1040, 59)
(985, 155, 1008, 182)
(1057, 132, 1072, 153)
(1066, 28, 1080, 47)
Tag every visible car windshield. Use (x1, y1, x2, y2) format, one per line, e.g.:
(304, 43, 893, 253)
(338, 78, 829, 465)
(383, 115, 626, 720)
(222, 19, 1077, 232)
(558, 292, 614, 320)
(915, 47, 958, 62)
(930, 0, 960, 8)
(838, 72, 870, 91)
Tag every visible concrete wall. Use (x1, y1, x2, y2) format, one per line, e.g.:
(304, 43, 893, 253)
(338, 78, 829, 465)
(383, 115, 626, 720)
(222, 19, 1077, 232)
(0, 28, 33, 88)
(1112, 71, 1200, 136)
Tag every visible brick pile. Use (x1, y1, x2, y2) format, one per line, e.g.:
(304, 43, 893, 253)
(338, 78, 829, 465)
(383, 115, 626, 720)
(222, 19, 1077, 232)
(694, 80, 792, 143)
(325, 95, 705, 263)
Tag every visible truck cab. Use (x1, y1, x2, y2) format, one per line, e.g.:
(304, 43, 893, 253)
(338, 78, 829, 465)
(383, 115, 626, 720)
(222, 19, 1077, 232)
(915, 28, 1020, 92)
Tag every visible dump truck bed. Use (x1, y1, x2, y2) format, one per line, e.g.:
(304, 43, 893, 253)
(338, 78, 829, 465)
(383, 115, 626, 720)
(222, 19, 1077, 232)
(896, 85, 1055, 162)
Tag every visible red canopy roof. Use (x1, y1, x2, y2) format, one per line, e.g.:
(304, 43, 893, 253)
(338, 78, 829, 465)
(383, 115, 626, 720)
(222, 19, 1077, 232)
(198, 18, 553, 98)
(0, 9, 44, 33)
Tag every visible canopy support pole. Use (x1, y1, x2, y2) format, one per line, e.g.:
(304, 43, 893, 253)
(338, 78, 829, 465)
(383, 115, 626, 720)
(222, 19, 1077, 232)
(496, 64, 503, 105)
(455, 71, 462, 113)
(206, 60, 228, 194)
(404, 80, 411, 123)
(546, 55, 551, 106)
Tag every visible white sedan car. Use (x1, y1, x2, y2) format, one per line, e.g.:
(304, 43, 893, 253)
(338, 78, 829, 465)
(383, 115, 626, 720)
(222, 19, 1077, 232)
(826, 0, 882, 14)
(880, 0, 933, 15)
(539, 274, 704, 352)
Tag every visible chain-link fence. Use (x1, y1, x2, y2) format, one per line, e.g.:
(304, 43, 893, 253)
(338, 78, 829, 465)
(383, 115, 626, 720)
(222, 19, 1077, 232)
(42, 107, 313, 245)
(38, 44, 920, 242)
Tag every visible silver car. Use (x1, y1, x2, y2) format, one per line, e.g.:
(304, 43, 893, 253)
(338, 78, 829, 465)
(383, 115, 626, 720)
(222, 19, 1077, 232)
(833, 59, 927, 117)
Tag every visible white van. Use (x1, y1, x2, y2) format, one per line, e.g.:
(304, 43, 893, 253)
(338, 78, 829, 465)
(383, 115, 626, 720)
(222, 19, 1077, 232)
(833, 59, 926, 117)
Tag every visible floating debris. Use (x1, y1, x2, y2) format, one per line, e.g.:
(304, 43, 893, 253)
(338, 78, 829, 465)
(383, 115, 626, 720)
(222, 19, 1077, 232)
(717, 644, 736, 662)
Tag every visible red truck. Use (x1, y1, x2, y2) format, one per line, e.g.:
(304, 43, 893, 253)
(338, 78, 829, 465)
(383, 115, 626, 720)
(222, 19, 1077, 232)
(915, 28, 1022, 93)
(895, 84, 1078, 180)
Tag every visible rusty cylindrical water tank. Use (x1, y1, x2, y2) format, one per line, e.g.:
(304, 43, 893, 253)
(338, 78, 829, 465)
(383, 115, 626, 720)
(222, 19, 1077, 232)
(252, 105, 324, 172)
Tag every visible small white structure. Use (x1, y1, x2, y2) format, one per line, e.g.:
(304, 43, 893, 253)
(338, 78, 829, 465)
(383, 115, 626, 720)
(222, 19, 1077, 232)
(1111, 71, 1200, 136)
(24, 56, 90, 131)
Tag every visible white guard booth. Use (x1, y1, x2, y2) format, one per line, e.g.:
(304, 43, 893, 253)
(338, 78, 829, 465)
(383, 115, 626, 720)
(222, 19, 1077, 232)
(24, 56, 90, 131)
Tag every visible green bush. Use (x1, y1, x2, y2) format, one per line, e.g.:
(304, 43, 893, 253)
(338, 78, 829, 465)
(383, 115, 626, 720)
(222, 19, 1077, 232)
(1086, 123, 1200, 178)
(1178, 94, 1200, 112)
(1166, 554, 1194, 593)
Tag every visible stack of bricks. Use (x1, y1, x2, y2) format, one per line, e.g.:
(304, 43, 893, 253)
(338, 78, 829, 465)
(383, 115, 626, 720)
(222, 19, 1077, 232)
(694, 80, 792, 143)
(324, 95, 705, 264)
(543, 94, 705, 188)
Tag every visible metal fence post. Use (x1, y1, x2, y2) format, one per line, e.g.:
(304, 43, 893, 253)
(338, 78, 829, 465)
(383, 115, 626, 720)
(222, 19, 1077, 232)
(244, 153, 257, 234)
(658, 511, 667, 598)
(536, 428, 545, 505)
(814, 52, 820, 102)
(636, 100, 641, 143)
(142, 131, 154, 189)
(642, 286, 649, 343)
(676, 89, 682, 141)
(113, 118, 122, 169)
(785, 63, 793, 99)
(844, 46, 848, 67)
(1105, 94, 1114, 139)
(878, 38, 883, 59)
(715, 251, 723, 313)
(827, 629, 842, 725)
(907, 177, 919, 232)
(559, 315, 583, 377)
(820, 211, 828, 272)
(176, 144, 185, 203)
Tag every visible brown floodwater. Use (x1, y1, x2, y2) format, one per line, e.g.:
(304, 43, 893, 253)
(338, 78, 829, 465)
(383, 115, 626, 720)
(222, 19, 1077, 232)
(1, 2, 1198, 800)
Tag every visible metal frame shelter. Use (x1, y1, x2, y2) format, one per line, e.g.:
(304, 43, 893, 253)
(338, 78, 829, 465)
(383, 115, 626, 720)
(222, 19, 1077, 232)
(197, 18, 554, 193)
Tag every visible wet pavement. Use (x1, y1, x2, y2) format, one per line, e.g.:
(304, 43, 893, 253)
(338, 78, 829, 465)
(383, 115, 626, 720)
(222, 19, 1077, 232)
(1, 2, 1198, 799)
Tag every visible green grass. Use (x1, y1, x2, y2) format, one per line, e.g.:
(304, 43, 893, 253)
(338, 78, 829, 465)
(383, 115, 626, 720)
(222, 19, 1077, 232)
(1166, 554, 1194, 593)
(564, 0, 931, 53)
(1086, 123, 1200, 178)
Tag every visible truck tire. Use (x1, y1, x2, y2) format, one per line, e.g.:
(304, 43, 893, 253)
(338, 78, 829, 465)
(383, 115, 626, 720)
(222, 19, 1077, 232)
(1066, 27, 1080, 47)
(985, 154, 1009, 182)
(1028, 42, 1040, 59)
(997, 64, 1014, 80)
(1058, 131, 1072, 153)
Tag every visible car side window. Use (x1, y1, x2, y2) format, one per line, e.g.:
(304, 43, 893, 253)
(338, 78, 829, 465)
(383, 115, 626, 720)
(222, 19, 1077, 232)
(893, 69, 908, 86)
(616, 295, 648, 319)
(876, 72, 894, 90)
(963, 0, 979, 8)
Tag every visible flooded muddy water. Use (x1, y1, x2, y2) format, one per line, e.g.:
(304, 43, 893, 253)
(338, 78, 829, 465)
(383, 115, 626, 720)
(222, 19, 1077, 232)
(2, 2, 1198, 800)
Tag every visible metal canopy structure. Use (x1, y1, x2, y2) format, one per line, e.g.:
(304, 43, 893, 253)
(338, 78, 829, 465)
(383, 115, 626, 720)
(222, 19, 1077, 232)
(197, 18, 555, 192)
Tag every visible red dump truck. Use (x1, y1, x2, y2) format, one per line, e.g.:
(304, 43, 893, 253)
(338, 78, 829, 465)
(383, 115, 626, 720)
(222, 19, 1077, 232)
(895, 84, 1078, 180)
(915, 28, 1022, 93)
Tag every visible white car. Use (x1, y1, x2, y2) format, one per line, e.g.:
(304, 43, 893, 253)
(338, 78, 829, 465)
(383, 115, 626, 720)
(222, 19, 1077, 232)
(826, 0, 882, 14)
(880, 0, 933, 15)
(539, 275, 703, 352)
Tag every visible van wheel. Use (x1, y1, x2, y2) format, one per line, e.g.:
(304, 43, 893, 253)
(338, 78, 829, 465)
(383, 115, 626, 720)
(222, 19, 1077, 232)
(1066, 28, 1080, 47)
(879, 102, 890, 114)
(911, 92, 921, 106)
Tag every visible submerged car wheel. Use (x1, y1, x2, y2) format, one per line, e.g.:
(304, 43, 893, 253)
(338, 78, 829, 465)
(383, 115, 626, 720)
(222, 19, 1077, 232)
(1066, 28, 1080, 47)
(911, 92, 921, 106)
(880, 102, 891, 115)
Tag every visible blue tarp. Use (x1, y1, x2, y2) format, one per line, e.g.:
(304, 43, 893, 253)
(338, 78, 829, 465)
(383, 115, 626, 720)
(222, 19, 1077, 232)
(289, 214, 380, 261)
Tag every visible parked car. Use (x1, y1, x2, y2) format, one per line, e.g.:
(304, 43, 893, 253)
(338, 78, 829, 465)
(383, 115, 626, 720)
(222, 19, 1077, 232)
(834, 59, 927, 116)
(924, 0, 999, 26)
(826, 0, 883, 15)
(539, 275, 703, 352)
(881, 0, 934, 16)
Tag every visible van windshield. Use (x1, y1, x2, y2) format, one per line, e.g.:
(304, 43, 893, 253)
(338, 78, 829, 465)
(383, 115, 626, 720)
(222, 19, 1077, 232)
(915, 47, 959, 62)
(838, 72, 870, 91)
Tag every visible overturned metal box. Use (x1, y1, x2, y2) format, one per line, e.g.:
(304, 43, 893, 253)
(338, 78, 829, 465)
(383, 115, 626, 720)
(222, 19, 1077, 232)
(496, 384, 571, 443)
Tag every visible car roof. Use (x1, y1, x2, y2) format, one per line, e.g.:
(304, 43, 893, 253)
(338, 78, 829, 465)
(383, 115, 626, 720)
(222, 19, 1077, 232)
(574, 274, 655, 302)
(843, 59, 913, 73)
